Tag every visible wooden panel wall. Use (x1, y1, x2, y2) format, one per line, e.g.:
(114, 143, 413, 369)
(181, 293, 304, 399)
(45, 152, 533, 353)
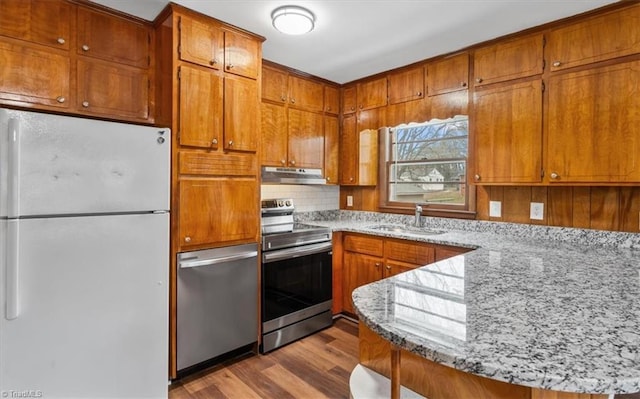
(476, 186, 640, 233)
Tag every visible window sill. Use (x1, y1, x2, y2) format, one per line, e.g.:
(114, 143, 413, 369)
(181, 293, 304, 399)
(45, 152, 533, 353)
(377, 205, 477, 220)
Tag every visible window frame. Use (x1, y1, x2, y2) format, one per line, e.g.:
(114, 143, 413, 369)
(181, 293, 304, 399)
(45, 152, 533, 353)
(378, 117, 476, 219)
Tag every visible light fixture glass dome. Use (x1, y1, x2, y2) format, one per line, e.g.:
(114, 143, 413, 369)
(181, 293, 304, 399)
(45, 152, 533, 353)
(271, 5, 315, 35)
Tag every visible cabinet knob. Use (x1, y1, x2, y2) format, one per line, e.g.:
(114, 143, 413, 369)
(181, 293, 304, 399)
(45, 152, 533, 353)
(474, 174, 481, 181)
(56, 96, 65, 103)
(226, 64, 234, 70)
(385, 265, 391, 270)
(460, 82, 467, 87)
(327, 106, 331, 111)
(350, 106, 355, 111)
(290, 98, 296, 104)
(375, 262, 381, 268)
(327, 177, 331, 182)
(290, 160, 296, 166)
(280, 159, 286, 165)
(281, 96, 286, 102)
(550, 172, 559, 179)
(228, 140, 234, 146)
(57, 37, 65, 45)
(81, 44, 90, 51)
(552, 61, 561, 67)
(416, 91, 423, 97)
(184, 236, 191, 243)
(349, 177, 354, 182)
(82, 101, 89, 108)
(476, 78, 483, 83)
(359, 105, 363, 110)
(211, 138, 218, 145)
(209, 59, 218, 65)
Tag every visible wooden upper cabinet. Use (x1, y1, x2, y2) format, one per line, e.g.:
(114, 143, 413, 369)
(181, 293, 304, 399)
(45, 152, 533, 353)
(472, 80, 542, 184)
(547, 4, 640, 72)
(324, 85, 339, 114)
(0, 40, 70, 107)
(287, 109, 324, 168)
(224, 74, 258, 152)
(262, 65, 288, 103)
(260, 102, 288, 166)
(77, 7, 150, 68)
(473, 34, 544, 86)
(388, 66, 425, 104)
(340, 114, 378, 186)
(77, 59, 149, 121)
(342, 85, 357, 114)
(427, 52, 469, 96)
(288, 75, 323, 112)
(547, 60, 640, 183)
(357, 77, 387, 111)
(178, 15, 224, 69)
(178, 65, 223, 149)
(223, 29, 259, 79)
(0, 0, 71, 50)
(324, 115, 339, 184)
(178, 178, 258, 249)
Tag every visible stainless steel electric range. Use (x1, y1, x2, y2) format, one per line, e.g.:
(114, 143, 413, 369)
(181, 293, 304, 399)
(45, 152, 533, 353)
(260, 198, 333, 353)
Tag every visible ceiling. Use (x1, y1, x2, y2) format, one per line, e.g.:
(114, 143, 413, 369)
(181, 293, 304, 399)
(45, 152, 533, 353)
(90, 0, 618, 84)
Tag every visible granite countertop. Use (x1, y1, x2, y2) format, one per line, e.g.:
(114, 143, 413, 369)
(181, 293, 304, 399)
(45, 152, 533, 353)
(301, 211, 640, 395)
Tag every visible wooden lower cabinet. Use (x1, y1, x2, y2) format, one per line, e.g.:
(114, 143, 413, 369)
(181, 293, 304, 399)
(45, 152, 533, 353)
(178, 178, 258, 250)
(341, 233, 469, 315)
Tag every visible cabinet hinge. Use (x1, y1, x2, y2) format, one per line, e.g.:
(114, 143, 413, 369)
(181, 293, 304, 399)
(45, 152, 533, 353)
(178, 68, 181, 80)
(178, 44, 181, 55)
(541, 169, 545, 178)
(541, 81, 545, 92)
(542, 59, 546, 71)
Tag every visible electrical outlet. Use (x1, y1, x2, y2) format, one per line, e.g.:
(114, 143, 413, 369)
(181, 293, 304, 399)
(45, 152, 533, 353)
(347, 195, 353, 207)
(530, 202, 544, 220)
(489, 201, 501, 218)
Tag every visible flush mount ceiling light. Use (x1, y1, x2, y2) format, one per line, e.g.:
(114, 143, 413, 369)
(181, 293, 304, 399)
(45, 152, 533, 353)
(271, 5, 315, 35)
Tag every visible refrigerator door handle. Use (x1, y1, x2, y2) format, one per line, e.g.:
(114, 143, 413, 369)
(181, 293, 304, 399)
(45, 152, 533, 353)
(6, 220, 19, 320)
(7, 117, 20, 218)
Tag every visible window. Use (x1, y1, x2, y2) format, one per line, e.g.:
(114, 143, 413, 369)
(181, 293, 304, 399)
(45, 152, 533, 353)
(381, 115, 474, 216)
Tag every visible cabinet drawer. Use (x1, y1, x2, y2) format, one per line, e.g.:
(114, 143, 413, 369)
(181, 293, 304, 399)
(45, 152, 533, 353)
(385, 240, 434, 265)
(344, 235, 383, 257)
(179, 151, 257, 177)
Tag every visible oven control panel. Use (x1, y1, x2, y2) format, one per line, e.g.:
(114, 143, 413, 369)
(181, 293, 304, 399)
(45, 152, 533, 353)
(261, 198, 294, 211)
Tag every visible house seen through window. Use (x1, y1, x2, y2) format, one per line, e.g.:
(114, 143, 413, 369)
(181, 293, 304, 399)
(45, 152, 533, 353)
(385, 115, 470, 212)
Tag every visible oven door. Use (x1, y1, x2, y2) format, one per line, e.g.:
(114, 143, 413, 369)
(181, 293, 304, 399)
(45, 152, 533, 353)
(261, 242, 332, 334)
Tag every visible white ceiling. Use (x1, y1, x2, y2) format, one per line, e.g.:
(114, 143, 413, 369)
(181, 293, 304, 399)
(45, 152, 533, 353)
(90, 0, 618, 84)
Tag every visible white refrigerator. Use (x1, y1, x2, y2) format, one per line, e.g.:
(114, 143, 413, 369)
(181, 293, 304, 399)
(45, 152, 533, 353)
(0, 108, 170, 398)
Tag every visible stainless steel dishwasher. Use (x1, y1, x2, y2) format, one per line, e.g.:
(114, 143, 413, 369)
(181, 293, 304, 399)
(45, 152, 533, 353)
(176, 243, 258, 374)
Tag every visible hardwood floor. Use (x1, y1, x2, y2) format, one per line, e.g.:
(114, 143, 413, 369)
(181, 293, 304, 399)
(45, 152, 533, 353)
(169, 318, 359, 399)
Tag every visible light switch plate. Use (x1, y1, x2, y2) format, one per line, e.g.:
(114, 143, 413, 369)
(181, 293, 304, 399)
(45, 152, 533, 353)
(530, 202, 544, 220)
(489, 201, 501, 218)
(347, 195, 354, 207)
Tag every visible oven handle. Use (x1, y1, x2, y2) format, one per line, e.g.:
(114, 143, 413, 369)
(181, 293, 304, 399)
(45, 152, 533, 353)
(263, 242, 332, 263)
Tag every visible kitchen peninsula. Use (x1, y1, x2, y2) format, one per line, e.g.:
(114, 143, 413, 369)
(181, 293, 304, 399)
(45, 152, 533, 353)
(304, 212, 640, 399)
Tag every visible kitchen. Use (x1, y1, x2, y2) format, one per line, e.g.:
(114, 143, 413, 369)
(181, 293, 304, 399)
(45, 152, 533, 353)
(1, 0, 639, 398)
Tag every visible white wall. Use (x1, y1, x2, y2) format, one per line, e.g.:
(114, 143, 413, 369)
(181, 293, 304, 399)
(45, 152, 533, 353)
(261, 184, 340, 212)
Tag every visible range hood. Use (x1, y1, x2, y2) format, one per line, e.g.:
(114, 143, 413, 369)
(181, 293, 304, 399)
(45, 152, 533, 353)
(261, 166, 327, 185)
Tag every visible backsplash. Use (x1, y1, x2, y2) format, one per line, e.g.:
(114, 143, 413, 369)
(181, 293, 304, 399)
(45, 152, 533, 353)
(260, 184, 340, 212)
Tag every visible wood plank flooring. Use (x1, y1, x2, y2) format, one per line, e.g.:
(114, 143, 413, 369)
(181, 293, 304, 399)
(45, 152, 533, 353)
(169, 318, 359, 399)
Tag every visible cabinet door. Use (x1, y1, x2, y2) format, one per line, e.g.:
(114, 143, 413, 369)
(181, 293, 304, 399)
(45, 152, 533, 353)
(288, 109, 324, 168)
(340, 114, 358, 185)
(288, 75, 323, 112)
(324, 85, 340, 114)
(224, 30, 259, 79)
(77, 7, 150, 68)
(342, 85, 357, 114)
(388, 66, 425, 104)
(178, 15, 223, 69)
(547, 4, 640, 72)
(427, 52, 469, 96)
(262, 66, 288, 104)
(357, 77, 387, 111)
(178, 178, 258, 248)
(0, 0, 71, 50)
(260, 102, 288, 166)
(472, 80, 542, 183)
(0, 40, 70, 108)
(178, 65, 223, 149)
(474, 34, 544, 86)
(77, 59, 149, 120)
(324, 115, 339, 184)
(224, 74, 258, 152)
(343, 252, 382, 314)
(547, 61, 640, 183)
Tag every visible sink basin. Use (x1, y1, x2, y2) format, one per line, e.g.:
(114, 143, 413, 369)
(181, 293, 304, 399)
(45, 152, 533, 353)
(365, 224, 444, 236)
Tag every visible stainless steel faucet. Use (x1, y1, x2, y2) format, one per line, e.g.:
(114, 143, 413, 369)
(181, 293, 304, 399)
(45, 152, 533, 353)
(415, 204, 423, 227)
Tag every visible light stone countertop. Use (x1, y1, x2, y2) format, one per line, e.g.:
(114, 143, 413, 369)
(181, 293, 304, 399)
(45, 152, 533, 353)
(298, 211, 640, 395)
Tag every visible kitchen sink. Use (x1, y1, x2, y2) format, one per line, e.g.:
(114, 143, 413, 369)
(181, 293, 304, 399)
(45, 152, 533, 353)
(365, 224, 444, 236)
